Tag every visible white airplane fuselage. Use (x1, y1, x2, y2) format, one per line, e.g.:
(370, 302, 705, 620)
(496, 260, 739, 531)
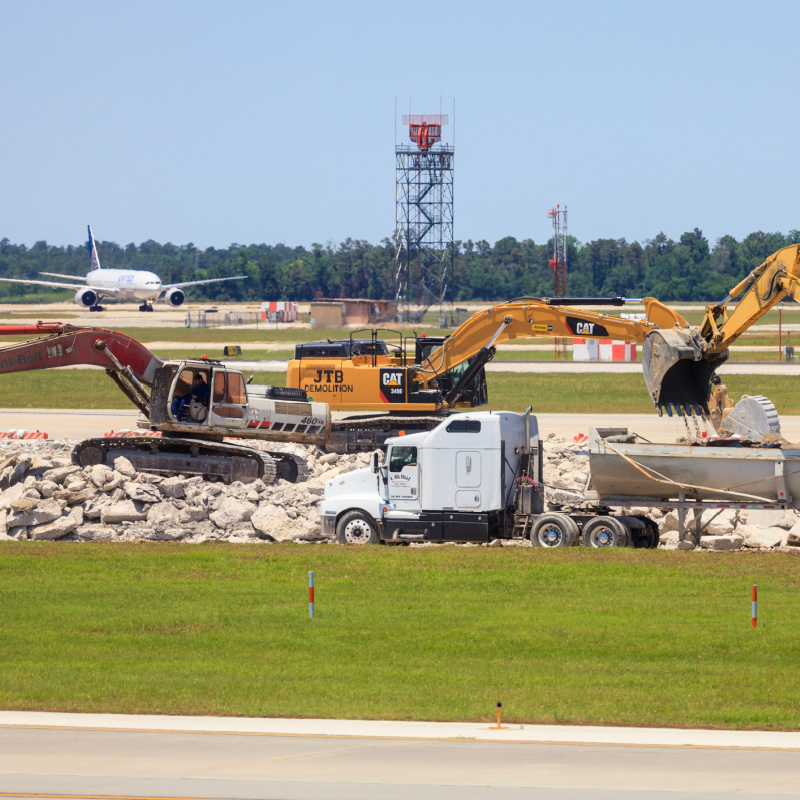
(86, 269, 163, 302)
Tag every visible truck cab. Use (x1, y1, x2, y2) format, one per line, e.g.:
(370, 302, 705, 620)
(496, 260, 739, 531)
(320, 411, 541, 544)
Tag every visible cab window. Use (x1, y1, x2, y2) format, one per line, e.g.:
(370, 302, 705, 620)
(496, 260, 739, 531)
(446, 419, 481, 433)
(213, 371, 247, 404)
(389, 446, 417, 472)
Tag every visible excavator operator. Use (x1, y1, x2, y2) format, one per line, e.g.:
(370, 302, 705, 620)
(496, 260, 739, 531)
(172, 373, 209, 422)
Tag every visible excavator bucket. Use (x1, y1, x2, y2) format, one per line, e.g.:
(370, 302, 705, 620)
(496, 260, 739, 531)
(641, 328, 729, 417)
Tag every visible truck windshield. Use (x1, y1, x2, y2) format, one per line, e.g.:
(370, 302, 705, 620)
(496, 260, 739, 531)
(389, 446, 417, 472)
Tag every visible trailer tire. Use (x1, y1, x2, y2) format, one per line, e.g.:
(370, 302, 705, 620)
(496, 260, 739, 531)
(336, 510, 380, 546)
(581, 516, 629, 548)
(531, 513, 577, 548)
(630, 515, 660, 549)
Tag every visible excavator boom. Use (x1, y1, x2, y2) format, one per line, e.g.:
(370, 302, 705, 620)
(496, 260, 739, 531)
(0, 323, 162, 383)
(413, 297, 690, 405)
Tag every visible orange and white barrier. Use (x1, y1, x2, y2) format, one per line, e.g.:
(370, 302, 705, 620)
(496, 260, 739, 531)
(0, 430, 49, 440)
(103, 430, 162, 438)
(261, 301, 298, 323)
(598, 340, 636, 362)
(573, 339, 636, 362)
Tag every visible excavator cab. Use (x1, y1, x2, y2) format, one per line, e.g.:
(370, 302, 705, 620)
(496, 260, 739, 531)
(150, 361, 250, 430)
(415, 335, 488, 408)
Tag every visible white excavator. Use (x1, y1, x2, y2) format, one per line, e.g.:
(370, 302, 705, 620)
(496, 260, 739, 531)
(0, 323, 328, 483)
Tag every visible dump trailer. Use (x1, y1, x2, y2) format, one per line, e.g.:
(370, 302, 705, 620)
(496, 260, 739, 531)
(0, 323, 329, 483)
(318, 410, 661, 548)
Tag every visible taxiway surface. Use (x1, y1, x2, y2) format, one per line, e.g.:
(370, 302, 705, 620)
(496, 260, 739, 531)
(1, 713, 799, 800)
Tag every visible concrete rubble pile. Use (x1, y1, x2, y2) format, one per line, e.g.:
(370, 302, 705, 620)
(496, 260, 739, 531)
(0, 434, 798, 552)
(0, 438, 370, 545)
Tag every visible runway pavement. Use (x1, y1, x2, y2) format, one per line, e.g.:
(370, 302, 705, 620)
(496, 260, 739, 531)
(0, 712, 799, 800)
(3, 409, 800, 443)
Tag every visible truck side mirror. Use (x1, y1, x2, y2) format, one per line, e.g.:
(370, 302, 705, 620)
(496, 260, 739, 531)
(372, 451, 380, 473)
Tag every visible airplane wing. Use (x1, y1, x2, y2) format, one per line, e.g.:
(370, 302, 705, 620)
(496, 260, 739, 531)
(40, 272, 89, 281)
(0, 277, 88, 291)
(160, 275, 248, 291)
(0, 277, 124, 296)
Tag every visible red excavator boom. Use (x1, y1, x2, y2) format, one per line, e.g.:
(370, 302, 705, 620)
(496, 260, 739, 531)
(0, 323, 163, 385)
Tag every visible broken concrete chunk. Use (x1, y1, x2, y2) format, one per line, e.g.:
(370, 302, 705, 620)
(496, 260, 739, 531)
(30, 515, 78, 541)
(100, 500, 148, 524)
(147, 501, 180, 530)
(110, 456, 137, 478)
(124, 483, 162, 504)
(740, 525, 785, 549)
(209, 497, 256, 529)
(158, 477, 185, 499)
(700, 534, 744, 551)
(7, 498, 64, 528)
(41, 466, 81, 485)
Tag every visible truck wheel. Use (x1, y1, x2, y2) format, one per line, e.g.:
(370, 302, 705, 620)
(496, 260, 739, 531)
(336, 510, 380, 546)
(629, 515, 660, 549)
(531, 513, 577, 548)
(581, 516, 629, 548)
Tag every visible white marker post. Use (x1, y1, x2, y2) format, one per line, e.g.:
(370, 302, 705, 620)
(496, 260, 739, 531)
(309, 571, 315, 618)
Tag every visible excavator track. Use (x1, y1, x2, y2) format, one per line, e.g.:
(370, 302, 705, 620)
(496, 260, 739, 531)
(328, 414, 448, 453)
(262, 450, 310, 483)
(71, 436, 280, 485)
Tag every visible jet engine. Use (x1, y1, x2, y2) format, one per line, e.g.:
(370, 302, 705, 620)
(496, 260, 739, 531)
(165, 288, 185, 307)
(75, 287, 99, 307)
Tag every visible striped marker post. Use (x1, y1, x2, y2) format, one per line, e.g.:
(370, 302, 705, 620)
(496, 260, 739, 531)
(309, 571, 315, 618)
(752, 585, 757, 628)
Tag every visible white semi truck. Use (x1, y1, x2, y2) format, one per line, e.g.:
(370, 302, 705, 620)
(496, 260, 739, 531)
(319, 409, 660, 548)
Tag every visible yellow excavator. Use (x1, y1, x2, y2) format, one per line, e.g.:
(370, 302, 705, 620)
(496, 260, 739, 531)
(288, 295, 689, 449)
(288, 244, 800, 447)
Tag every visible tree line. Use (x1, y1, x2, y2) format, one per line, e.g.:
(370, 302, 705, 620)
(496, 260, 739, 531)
(0, 228, 798, 304)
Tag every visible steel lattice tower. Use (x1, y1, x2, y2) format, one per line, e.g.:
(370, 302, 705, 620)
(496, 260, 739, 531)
(395, 114, 454, 323)
(548, 204, 569, 359)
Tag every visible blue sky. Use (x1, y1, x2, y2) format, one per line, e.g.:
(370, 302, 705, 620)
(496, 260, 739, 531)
(1, 0, 798, 250)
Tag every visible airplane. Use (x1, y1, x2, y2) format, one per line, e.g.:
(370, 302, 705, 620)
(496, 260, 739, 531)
(0, 226, 247, 312)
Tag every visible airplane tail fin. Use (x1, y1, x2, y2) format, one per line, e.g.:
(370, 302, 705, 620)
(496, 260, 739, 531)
(88, 225, 101, 271)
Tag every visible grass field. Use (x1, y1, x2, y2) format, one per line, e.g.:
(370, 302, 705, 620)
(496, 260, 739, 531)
(0, 371, 285, 409)
(0, 543, 798, 729)
(2, 369, 799, 415)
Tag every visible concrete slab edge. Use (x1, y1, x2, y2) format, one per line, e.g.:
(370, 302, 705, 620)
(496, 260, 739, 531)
(0, 711, 798, 751)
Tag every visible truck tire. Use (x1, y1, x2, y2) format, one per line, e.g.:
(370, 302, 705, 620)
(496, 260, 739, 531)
(336, 510, 380, 546)
(531, 513, 578, 548)
(629, 515, 660, 549)
(581, 516, 629, 548)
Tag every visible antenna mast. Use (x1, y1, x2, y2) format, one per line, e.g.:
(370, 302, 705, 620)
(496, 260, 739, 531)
(548, 204, 568, 359)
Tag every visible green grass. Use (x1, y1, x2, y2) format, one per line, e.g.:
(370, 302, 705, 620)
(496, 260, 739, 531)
(0, 543, 798, 728)
(2, 369, 799, 415)
(0, 371, 286, 409)
(484, 373, 800, 415)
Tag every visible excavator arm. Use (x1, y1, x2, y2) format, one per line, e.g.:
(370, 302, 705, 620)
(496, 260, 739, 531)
(642, 244, 800, 416)
(0, 323, 163, 416)
(412, 297, 687, 404)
